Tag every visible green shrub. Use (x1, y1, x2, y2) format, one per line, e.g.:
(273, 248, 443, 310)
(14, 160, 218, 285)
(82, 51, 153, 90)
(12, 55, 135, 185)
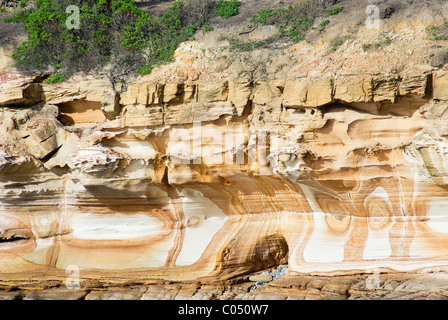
(250, 2, 344, 43)
(45, 72, 65, 83)
(204, 24, 214, 32)
(215, 0, 239, 18)
(250, 8, 277, 25)
(362, 34, 392, 51)
(137, 64, 153, 76)
(330, 37, 344, 51)
(326, 6, 343, 16)
(4, 9, 32, 23)
(320, 19, 329, 29)
(18, 0, 28, 8)
(228, 37, 268, 52)
(329, 35, 351, 52)
(250, 2, 323, 43)
(427, 22, 448, 41)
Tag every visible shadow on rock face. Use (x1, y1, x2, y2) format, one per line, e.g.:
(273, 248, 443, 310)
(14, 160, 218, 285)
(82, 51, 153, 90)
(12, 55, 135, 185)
(248, 234, 289, 270)
(220, 233, 289, 279)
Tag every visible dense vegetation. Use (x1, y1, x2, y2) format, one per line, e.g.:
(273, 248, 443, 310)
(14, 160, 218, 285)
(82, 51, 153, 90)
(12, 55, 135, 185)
(250, 2, 343, 43)
(4, 0, 239, 87)
(215, 0, 239, 18)
(3, 0, 344, 85)
(218, 1, 342, 52)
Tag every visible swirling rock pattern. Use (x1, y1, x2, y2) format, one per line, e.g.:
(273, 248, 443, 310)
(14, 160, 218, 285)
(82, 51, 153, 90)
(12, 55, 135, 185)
(2, 66, 448, 285)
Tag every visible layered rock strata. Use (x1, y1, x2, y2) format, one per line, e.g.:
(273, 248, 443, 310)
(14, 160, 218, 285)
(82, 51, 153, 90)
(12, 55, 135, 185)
(4, 0, 448, 291)
(2, 66, 448, 283)
(4, 271, 448, 300)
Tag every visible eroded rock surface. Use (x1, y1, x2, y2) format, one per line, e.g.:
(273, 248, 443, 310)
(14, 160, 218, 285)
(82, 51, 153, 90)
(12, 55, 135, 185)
(3, 270, 448, 300)
(3, 0, 448, 299)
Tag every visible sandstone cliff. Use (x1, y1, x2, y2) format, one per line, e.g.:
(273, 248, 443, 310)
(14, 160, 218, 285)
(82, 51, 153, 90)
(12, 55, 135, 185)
(2, 0, 448, 299)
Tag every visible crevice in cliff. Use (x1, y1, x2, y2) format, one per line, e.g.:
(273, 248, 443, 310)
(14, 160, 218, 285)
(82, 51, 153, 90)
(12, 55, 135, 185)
(56, 100, 105, 127)
(40, 145, 62, 163)
(161, 166, 169, 185)
(241, 99, 253, 118)
(328, 96, 428, 117)
(425, 73, 433, 99)
(0, 234, 28, 243)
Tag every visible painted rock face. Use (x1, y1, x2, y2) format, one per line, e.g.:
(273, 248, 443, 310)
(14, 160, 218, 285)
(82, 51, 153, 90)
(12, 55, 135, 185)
(2, 152, 448, 281)
(1, 69, 448, 282)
